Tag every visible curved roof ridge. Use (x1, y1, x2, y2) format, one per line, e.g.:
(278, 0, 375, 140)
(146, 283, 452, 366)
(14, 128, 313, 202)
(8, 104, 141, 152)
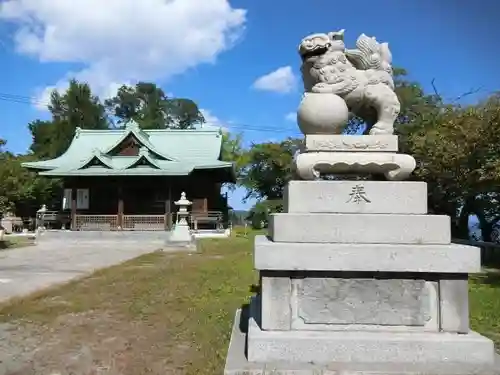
(77, 149, 114, 169)
(122, 150, 162, 170)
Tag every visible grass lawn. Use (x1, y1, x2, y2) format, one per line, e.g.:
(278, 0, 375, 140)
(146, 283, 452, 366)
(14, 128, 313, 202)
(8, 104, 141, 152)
(0, 235, 35, 250)
(469, 270, 500, 346)
(0, 229, 498, 375)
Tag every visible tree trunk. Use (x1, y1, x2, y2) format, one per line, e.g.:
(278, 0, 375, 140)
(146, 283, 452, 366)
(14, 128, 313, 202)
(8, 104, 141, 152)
(476, 214, 493, 242)
(453, 196, 474, 240)
(475, 211, 500, 242)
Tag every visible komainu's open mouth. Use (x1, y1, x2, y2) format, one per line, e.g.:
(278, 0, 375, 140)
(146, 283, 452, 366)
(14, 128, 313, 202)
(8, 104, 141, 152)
(301, 44, 330, 60)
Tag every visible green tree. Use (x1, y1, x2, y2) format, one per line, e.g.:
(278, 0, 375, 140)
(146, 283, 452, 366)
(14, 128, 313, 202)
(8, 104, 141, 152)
(0, 141, 59, 216)
(105, 82, 204, 129)
(165, 98, 205, 129)
(404, 94, 500, 240)
(220, 130, 246, 188)
(247, 199, 284, 229)
(239, 138, 302, 200)
(29, 79, 108, 159)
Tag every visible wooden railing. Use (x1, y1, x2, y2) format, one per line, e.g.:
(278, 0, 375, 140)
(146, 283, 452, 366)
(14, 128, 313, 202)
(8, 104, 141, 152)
(122, 215, 166, 231)
(75, 215, 119, 231)
(73, 212, 224, 231)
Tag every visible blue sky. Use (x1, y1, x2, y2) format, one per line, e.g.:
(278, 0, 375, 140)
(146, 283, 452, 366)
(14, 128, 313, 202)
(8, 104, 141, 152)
(0, 0, 499, 211)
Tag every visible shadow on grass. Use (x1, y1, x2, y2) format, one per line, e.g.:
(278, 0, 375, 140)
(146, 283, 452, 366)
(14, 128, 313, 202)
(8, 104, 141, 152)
(474, 271, 500, 287)
(480, 248, 500, 270)
(0, 238, 35, 250)
(249, 284, 261, 294)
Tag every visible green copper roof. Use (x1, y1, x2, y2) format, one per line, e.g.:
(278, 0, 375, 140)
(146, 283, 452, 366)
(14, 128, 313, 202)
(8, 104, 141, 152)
(22, 122, 234, 179)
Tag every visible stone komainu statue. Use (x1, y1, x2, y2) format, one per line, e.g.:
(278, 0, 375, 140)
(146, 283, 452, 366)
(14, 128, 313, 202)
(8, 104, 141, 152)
(298, 30, 400, 135)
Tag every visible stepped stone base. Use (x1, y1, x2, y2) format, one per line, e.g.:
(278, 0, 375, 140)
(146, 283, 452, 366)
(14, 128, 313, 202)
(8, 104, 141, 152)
(224, 171, 495, 374)
(254, 235, 480, 273)
(224, 309, 500, 375)
(269, 213, 451, 244)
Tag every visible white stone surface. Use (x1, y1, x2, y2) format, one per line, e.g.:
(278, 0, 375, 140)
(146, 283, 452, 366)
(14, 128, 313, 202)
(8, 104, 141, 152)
(284, 180, 427, 214)
(297, 93, 350, 134)
(247, 315, 495, 364)
(305, 134, 399, 152)
(261, 275, 292, 331)
(254, 236, 480, 273)
(294, 151, 416, 181)
(292, 278, 439, 333)
(269, 213, 451, 244)
(260, 272, 443, 333)
(440, 277, 470, 334)
(292, 278, 438, 330)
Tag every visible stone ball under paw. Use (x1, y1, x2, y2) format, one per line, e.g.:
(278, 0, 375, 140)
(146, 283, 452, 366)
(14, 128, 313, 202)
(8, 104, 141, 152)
(297, 93, 349, 135)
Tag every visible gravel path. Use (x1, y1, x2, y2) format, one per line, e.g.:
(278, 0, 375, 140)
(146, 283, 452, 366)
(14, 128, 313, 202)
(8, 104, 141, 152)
(0, 231, 168, 303)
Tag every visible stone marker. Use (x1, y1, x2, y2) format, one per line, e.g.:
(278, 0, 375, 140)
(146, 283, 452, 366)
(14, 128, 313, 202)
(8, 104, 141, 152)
(224, 29, 500, 374)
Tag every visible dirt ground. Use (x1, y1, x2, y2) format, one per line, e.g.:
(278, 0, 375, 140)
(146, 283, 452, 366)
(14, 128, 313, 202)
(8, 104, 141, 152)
(0, 310, 193, 375)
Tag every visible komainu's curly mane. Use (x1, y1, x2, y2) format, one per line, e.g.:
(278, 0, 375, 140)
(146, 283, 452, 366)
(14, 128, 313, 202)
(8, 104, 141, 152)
(298, 30, 400, 135)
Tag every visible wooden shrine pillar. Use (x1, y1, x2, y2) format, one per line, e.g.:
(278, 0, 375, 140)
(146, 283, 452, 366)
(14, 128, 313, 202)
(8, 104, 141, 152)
(117, 186, 124, 230)
(70, 188, 77, 230)
(165, 184, 172, 230)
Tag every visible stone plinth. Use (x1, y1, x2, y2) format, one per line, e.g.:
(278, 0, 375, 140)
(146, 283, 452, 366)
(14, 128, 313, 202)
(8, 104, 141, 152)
(224, 136, 496, 373)
(224, 180, 497, 374)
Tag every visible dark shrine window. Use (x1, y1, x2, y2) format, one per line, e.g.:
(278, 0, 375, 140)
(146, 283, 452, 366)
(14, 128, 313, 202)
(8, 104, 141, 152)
(116, 136, 140, 156)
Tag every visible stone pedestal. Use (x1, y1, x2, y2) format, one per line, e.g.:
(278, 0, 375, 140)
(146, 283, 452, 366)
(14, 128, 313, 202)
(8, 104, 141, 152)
(224, 136, 499, 374)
